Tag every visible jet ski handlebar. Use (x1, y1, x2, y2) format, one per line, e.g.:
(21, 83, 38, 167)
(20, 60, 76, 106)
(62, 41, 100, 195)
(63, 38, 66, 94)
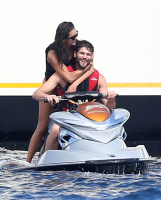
(60, 91, 107, 102)
(44, 91, 107, 104)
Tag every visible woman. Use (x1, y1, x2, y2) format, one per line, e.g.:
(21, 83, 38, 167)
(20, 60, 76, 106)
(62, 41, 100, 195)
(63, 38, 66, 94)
(27, 22, 94, 162)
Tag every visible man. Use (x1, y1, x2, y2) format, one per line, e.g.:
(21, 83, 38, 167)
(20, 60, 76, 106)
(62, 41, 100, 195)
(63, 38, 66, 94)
(33, 40, 116, 151)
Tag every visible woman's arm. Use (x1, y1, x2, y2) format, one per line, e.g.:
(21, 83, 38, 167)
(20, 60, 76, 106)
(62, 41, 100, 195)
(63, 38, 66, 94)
(66, 65, 94, 92)
(47, 50, 93, 84)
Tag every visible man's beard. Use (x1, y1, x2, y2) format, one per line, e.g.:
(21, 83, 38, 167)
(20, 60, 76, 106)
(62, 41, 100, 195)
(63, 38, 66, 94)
(76, 57, 90, 69)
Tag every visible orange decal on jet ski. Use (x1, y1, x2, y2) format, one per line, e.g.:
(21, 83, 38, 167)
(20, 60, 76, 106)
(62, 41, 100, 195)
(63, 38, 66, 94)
(76, 102, 110, 122)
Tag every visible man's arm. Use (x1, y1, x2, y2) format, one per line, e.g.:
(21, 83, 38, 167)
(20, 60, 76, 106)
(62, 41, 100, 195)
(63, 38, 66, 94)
(32, 73, 66, 106)
(98, 73, 116, 109)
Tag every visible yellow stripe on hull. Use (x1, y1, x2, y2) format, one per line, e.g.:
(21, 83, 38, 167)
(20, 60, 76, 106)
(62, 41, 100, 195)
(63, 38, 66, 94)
(0, 83, 161, 88)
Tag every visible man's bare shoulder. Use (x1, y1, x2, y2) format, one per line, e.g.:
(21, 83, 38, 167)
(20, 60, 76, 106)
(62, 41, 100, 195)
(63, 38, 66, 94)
(98, 73, 107, 82)
(49, 72, 66, 88)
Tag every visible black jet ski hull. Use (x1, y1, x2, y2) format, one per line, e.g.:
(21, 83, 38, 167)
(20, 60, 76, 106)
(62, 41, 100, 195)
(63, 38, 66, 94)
(8, 158, 152, 175)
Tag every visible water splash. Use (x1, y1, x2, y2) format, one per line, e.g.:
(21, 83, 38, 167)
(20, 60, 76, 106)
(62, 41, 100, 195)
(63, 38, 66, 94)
(0, 156, 34, 171)
(0, 147, 35, 171)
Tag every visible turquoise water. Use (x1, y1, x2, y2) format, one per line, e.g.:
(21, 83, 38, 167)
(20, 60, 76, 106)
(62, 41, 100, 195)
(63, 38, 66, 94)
(0, 148, 161, 200)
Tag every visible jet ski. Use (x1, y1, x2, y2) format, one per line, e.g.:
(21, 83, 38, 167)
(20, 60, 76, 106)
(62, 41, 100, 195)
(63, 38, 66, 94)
(1, 91, 153, 174)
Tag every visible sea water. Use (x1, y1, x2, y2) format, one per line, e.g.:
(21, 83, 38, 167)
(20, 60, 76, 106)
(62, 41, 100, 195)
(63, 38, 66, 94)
(0, 148, 161, 200)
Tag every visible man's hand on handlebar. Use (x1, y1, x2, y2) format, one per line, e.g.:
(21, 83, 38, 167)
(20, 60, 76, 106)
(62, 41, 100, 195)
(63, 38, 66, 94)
(44, 95, 60, 106)
(107, 91, 117, 101)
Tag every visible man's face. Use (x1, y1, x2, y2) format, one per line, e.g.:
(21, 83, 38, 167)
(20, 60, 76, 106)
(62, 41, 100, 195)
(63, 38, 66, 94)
(75, 47, 93, 69)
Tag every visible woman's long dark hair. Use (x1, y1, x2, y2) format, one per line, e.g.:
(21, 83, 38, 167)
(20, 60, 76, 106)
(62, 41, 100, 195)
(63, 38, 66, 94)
(54, 22, 75, 64)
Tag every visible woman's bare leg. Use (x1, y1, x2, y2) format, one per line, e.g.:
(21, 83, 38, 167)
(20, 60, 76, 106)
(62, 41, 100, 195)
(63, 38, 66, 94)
(26, 101, 53, 162)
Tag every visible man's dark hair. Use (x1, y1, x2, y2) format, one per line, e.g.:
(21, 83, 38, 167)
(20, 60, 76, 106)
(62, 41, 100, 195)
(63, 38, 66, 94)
(54, 22, 75, 64)
(75, 40, 94, 53)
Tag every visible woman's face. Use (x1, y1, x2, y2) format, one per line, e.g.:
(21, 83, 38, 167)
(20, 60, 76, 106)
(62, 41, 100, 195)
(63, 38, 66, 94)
(67, 29, 78, 46)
